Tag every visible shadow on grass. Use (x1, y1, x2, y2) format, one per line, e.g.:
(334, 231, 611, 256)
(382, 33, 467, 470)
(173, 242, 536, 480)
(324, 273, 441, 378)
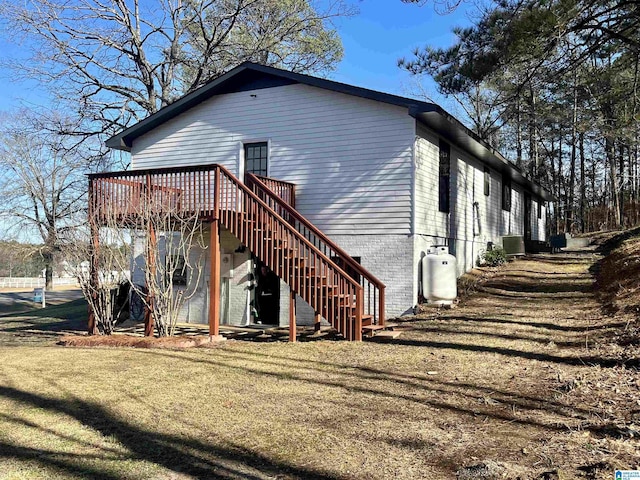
(430, 315, 628, 333)
(133, 348, 594, 434)
(211, 346, 600, 418)
(480, 279, 594, 294)
(404, 324, 588, 347)
(380, 337, 639, 368)
(0, 385, 341, 480)
(0, 298, 87, 331)
(595, 226, 640, 256)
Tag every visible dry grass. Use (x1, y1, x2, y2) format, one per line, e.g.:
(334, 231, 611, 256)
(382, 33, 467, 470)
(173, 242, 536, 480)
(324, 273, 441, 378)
(58, 334, 216, 349)
(0, 241, 639, 479)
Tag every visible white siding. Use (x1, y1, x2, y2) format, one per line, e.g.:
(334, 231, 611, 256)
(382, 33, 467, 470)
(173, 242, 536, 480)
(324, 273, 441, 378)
(414, 121, 543, 274)
(414, 123, 500, 272)
(131, 83, 415, 235)
(502, 184, 524, 236)
(414, 124, 449, 237)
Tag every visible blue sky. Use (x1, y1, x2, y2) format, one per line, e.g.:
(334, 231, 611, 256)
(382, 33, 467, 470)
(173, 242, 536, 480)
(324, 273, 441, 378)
(333, 1, 470, 98)
(0, 1, 473, 112)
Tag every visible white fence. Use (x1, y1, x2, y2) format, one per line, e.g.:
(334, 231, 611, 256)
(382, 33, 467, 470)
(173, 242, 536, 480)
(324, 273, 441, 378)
(0, 277, 79, 289)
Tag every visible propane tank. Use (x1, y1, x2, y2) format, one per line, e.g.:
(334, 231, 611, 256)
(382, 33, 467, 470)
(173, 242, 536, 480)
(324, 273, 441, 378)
(422, 246, 457, 304)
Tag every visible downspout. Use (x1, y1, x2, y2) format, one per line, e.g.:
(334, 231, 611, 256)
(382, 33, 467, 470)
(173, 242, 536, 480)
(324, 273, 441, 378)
(411, 123, 418, 306)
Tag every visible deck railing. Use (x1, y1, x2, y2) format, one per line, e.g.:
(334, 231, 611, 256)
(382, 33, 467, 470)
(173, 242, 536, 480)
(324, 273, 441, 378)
(89, 165, 218, 225)
(251, 174, 296, 209)
(246, 173, 385, 325)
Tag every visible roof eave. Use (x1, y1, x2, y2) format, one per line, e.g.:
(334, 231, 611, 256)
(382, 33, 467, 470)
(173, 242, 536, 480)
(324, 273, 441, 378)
(412, 107, 553, 202)
(105, 62, 258, 151)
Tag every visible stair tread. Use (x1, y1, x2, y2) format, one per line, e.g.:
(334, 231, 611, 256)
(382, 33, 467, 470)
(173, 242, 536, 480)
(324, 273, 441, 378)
(361, 324, 386, 331)
(370, 330, 402, 340)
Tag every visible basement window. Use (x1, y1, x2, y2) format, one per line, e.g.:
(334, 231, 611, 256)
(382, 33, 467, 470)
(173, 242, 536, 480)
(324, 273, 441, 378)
(439, 139, 450, 213)
(502, 175, 511, 212)
(169, 255, 187, 286)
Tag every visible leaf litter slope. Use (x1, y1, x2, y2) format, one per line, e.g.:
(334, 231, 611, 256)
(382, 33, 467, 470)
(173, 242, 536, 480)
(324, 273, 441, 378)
(0, 247, 638, 479)
(406, 247, 639, 477)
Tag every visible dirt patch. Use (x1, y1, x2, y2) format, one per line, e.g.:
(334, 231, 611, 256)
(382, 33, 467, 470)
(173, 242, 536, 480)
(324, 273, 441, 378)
(58, 333, 221, 349)
(398, 248, 639, 477)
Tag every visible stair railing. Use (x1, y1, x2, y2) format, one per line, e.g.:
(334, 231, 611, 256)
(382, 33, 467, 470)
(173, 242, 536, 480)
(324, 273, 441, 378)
(246, 173, 385, 325)
(218, 165, 363, 340)
(250, 174, 296, 209)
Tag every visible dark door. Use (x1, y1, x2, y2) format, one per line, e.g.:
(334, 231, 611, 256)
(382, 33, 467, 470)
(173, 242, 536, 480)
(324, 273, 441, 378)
(254, 260, 280, 325)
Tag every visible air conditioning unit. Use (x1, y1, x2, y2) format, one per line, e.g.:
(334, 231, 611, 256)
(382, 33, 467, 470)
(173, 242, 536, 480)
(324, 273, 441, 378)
(502, 235, 525, 256)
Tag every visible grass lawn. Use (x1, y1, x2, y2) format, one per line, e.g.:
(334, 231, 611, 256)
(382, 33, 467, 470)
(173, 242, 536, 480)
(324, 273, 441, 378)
(0, 249, 638, 479)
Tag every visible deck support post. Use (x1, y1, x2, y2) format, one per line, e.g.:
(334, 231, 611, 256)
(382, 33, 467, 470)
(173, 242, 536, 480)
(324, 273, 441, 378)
(87, 179, 99, 335)
(289, 290, 296, 342)
(379, 287, 386, 327)
(355, 289, 363, 342)
(144, 221, 156, 337)
(209, 220, 221, 338)
(314, 313, 321, 333)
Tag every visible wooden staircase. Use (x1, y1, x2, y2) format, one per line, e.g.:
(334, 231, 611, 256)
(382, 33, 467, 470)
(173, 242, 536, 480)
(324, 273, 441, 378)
(245, 173, 386, 333)
(218, 166, 388, 340)
(88, 164, 387, 341)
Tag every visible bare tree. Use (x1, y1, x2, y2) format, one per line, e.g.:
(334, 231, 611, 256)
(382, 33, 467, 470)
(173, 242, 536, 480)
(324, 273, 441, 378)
(0, 112, 103, 289)
(132, 208, 207, 337)
(63, 227, 130, 334)
(0, 0, 350, 136)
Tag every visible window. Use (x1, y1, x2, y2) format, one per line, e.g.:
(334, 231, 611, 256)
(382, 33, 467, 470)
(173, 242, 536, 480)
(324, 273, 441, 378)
(244, 142, 268, 177)
(538, 200, 543, 219)
(169, 255, 187, 286)
(501, 175, 511, 211)
(438, 139, 450, 213)
(484, 167, 490, 196)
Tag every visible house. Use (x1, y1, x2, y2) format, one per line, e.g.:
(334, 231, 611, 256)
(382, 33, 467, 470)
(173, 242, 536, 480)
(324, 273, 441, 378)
(89, 62, 552, 340)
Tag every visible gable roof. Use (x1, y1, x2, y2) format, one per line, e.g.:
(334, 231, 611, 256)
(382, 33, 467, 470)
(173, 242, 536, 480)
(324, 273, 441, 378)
(106, 62, 552, 201)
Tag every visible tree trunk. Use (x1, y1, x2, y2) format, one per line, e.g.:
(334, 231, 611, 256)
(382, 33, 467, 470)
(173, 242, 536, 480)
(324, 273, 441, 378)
(568, 80, 577, 233)
(579, 132, 586, 233)
(558, 133, 563, 232)
(619, 143, 626, 226)
(43, 252, 54, 290)
(528, 84, 539, 179)
(549, 137, 558, 233)
(607, 136, 621, 228)
(516, 95, 523, 170)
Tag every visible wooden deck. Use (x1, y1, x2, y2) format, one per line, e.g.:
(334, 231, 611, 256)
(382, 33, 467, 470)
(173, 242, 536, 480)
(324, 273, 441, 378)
(88, 164, 386, 341)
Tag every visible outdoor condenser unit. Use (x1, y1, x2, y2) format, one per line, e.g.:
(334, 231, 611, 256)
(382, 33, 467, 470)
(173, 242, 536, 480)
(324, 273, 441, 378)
(502, 235, 525, 256)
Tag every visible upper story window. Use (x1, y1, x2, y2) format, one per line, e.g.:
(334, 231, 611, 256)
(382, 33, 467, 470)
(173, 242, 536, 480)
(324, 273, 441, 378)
(439, 139, 450, 213)
(484, 167, 490, 196)
(502, 175, 512, 211)
(244, 142, 268, 177)
(538, 200, 543, 219)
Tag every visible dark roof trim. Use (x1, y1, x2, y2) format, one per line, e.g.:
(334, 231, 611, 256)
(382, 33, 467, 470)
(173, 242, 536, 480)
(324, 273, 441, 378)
(413, 106, 553, 201)
(106, 62, 552, 201)
(106, 62, 426, 150)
